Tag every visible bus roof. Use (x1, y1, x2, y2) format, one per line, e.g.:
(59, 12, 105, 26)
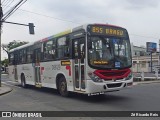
(93, 23, 124, 29)
(9, 42, 34, 52)
(35, 29, 72, 43)
(9, 23, 125, 52)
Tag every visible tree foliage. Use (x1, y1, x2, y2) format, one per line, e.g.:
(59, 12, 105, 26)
(1, 59, 9, 66)
(1, 40, 29, 57)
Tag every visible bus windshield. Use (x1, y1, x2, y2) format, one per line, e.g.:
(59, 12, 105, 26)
(88, 36, 132, 69)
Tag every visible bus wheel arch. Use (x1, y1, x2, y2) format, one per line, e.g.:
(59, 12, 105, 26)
(21, 73, 27, 88)
(56, 74, 69, 97)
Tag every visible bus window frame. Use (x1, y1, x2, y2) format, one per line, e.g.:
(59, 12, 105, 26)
(87, 34, 132, 70)
(56, 35, 71, 60)
(9, 52, 14, 65)
(41, 34, 72, 62)
(26, 46, 34, 64)
(43, 40, 54, 61)
(70, 29, 86, 59)
(14, 51, 19, 65)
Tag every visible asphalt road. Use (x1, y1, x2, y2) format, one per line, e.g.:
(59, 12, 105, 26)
(1, 74, 160, 120)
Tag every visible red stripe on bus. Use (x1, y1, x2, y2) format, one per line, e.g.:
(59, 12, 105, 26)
(66, 66, 71, 76)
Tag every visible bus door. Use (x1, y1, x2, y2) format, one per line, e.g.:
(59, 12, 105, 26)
(33, 48, 41, 87)
(14, 66, 18, 82)
(73, 38, 86, 91)
(14, 53, 18, 82)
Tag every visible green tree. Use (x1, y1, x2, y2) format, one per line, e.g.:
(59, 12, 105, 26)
(1, 40, 29, 58)
(1, 58, 9, 66)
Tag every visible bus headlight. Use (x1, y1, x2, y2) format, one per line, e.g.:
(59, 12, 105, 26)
(88, 72, 103, 82)
(125, 72, 132, 80)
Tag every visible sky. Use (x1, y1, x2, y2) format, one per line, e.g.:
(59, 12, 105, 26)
(1, 0, 160, 59)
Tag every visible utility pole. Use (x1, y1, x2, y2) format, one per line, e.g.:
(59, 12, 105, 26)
(0, 0, 29, 87)
(159, 39, 160, 65)
(0, 0, 3, 87)
(151, 52, 152, 72)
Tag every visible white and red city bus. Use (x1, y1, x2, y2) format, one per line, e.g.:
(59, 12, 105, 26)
(8, 23, 133, 96)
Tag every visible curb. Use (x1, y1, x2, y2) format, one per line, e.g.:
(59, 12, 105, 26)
(134, 80, 160, 85)
(0, 85, 13, 96)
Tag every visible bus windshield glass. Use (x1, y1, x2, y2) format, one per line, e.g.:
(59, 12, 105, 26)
(88, 36, 132, 69)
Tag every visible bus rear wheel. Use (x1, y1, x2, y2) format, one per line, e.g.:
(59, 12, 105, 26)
(58, 77, 69, 97)
(21, 75, 27, 88)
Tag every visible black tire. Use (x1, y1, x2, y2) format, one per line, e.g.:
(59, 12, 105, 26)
(21, 75, 27, 88)
(58, 77, 69, 97)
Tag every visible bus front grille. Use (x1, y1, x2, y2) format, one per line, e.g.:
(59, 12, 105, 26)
(107, 83, 122, 88)
(94, 68, 131, 81)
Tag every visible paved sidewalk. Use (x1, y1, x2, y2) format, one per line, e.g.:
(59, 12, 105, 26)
(0, 85, 13, 96)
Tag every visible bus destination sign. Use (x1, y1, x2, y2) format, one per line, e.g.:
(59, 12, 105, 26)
(88, 25, 127, 37)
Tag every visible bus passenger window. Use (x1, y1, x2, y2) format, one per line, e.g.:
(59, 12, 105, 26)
(43, 41, 54, 60)
(74, 41, 78, 58)
(26, 47, 33, 63)
(19, 50, 23, 64)
(9, 53, 14, 65)
(57, 36, 70, 59)
(80, 44, 85, 63)
(22, 49, 27, 63)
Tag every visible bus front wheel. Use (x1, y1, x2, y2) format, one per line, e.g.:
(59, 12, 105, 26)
(58, 77, 69, 97)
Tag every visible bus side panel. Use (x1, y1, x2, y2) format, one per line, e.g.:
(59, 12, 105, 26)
(8, 65, 15, 81)
(40, 61, 56, 88)
(40, 60, 74, 91)
(17, 64, 35, 85)
(23, 64, 35, 85)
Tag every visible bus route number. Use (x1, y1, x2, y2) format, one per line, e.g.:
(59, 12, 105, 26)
(92, 27, 103, 33)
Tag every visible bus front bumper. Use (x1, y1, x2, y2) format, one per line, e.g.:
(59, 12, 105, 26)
(86, 78, 133, 95)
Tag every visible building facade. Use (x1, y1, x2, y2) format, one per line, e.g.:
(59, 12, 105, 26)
(131, 43, 159, 72)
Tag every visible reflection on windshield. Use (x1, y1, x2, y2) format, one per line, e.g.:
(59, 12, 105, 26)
(88, 36, 132, 69)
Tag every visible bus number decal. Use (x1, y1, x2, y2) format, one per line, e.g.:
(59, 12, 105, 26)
(52, 64, 61, 70)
